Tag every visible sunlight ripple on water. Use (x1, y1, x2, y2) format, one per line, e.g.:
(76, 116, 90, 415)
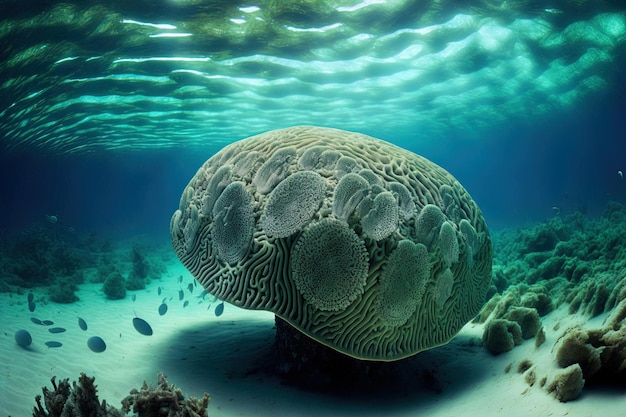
(0, 1, 625, 153)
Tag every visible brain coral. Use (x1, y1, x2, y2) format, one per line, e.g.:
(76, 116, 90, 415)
(292, 218, 369, 311)
(171, 126, 492, 361)
(261, 170, 326, 238)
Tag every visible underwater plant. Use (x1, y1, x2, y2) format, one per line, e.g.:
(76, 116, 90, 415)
(124, 246, 153, 290)
(125, 273, 146, 291)
(33, 373, 123, 417)
(131, 246, 150, 280)
(48, 281, 79, 304)
(102, 271, 126, 300)
(120, 373, 209, 417)
(32, 373, 209, 417)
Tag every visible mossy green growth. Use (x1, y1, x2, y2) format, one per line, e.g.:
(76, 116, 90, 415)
(546, 364, 584, 402)
(132, 246, 149, 279)
(489, 202, 626, 319)
(505, 307, 540, 340)
(48, 279, 79, 304)
(482, 319, 522, 355)
(102, 271, 126, 300)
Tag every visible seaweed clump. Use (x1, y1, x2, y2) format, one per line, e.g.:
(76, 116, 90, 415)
(0, 221, 115, 304)
(32, 373, 209, 417)
(102, 271, 126, 300)
(33, 373, 123, 417)
(121, 373, 210, 417)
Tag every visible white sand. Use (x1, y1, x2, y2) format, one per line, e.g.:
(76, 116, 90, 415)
(2, 260, 625, 417)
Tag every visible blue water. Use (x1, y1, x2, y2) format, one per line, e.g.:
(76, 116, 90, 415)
(2, 2, 626, 413)
(0, 149, 204, 240)
(2, 84, 624, 239)
(1, 2, 625, 239)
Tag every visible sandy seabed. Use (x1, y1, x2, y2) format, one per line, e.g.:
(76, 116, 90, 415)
(2, 260, 625, 417)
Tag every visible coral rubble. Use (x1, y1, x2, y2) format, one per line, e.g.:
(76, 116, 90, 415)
(33, 373, 122, 417)
(32, 373, 209, 417)
(480, 202, 626, 401)
(121, 373, 210, 417)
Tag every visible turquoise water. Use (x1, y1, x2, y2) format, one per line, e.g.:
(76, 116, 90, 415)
(2, 1, 625, 153)
(1, 1, 626, 414)
(1, 1, 625, 237)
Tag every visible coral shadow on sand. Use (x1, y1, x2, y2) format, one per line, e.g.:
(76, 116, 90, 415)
(153, 319, 491, 415)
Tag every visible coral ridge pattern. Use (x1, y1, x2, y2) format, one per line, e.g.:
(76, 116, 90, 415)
(171, 126, 492, 360)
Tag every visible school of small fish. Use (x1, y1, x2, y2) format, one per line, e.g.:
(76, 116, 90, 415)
(14, 272, 226, 354)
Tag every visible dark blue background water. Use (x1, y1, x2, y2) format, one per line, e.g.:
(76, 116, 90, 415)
(1, 78, 624, 241)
